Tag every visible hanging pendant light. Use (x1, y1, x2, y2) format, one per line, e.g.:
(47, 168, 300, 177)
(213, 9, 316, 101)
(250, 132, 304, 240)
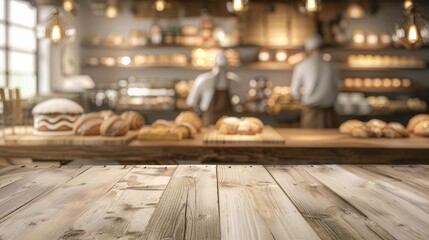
(37, 8, 76, 45)
(299, 0, 321, 14)
(393, 6, 429, 49)
(344, 3, 365, 19)
(403, 0, 414, 10)
(227, 0, 249, 13)
(63, 0, 77, 15)
(153, 0, 167, 12)
(105, 0, 119, 18)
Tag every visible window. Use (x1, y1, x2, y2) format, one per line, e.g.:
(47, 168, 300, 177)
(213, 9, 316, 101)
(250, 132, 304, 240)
(1, 0, 37, 99)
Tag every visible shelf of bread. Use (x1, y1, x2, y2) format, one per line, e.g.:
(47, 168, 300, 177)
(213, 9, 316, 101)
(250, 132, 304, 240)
(347, 55, 426, 69)
(340, 78, 423, 92)
(203, 116, 284, 144)
(339, 114, 429, 138)
(138, 111, 202, 141)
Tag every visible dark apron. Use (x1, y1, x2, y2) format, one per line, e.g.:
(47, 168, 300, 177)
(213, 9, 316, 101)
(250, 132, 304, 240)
(202, 75, 234, 126)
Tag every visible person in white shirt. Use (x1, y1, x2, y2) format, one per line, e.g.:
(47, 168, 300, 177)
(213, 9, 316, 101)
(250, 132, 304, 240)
(187, 52, 244, 126)
(291, 34, 340, 128)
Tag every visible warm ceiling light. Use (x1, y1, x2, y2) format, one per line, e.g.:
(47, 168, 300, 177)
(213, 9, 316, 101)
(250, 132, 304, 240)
(275, 49, 288, 62)
(403, 0, 413, 10)
(37, 9, 76, 45)
(105, 0, 118, 18)
(258, 49, 270, 62)
(393, 7, 429, 49)
(63, 0, 76, 15)
(227, 0, 249, 13)
(48, 10, 64, 44)
(344, 3, 365, 19)
(300, 0, 321, 14)
(153, 0, 167, 12)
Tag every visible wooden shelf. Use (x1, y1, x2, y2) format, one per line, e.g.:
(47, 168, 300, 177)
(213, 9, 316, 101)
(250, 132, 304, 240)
(340, 86, 427, 93)
(81, 43, 260, 50)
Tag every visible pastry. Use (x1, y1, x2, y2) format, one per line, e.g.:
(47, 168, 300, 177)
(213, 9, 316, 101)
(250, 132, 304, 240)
(120, 111, 145, 130)
(339, 120, 364, 134)
(218, 117, 240, 135)
(366, 119, 387, 129)
(100, 116, 129, 137)
(351, 125, 373, 138)
(32, 98, 84, 135)
(174, 122, 197, 138)
(237, 121, 256, 135)
(216, 116, 228, 130)
(407, 114, 429, 132)
(383, 122, 409, 138)
(241, 117, 264, 133)
(73, 113, 103, 136)
(99, 110, 116, 119)
(175, 111, 203, 131)
(369, 126, 384, 138)
(413, 120, 429, 137)
(138, 127, 183, 141)
(152, 120, 175, 129)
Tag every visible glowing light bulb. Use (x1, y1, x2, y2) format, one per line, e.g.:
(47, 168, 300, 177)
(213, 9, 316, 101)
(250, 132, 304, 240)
(305, 0, 319, 13)
(407, 24, 420, 44)
(63, 0, 74, 12)
(154, 0, 166, 12)
(50, 24, 62, 43)
(105, 0, 118, 18)
(403, 0, 413, 10)
(258, 49, 270, 62)
(275, 50, 288, 62)
(233, 0, 244, 12)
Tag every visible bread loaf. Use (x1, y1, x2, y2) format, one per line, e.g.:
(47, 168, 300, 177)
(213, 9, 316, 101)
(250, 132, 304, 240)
(339, 120, 364, 134)
(138, 127, 183, 140)
(99, 110, 116, 119)
(407, 114, 429, 132)
(175, 111, 203, 131)
(413, 120, 429, 137)
(120, 111, 145, 130)
(218, 117, 240, 135)
(100, 116, 129, 137)
(73, 113, 103, 136)
(351, 125, 373, 138)
(383, 122, 409, 138)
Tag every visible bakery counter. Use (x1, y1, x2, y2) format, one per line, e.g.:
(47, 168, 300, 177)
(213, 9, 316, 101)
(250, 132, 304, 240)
(0, 129, 428, 164)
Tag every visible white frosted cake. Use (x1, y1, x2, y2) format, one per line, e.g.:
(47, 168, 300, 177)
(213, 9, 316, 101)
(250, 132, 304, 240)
(32, 98, 84, 136)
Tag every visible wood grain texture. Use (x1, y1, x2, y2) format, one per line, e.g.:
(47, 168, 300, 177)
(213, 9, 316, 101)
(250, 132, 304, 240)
(218, 165, 320, 240)
(203, 126, 285, 144)
(0, 166, 89, 221)
(143, 165, 220, 240)
(266, 166, 394, 240)
(306, 165, 429, 240)
(0, 166, 133, 240)
(58, 165, 176, 240)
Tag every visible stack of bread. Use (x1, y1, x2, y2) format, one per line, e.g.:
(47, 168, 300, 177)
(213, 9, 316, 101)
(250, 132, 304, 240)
(215, 116, 264, 135)
(73, 110, 145, 137)
(407, 114, 429, 137)
(138, 111, 202, 141)
(339, 119, 409, 138)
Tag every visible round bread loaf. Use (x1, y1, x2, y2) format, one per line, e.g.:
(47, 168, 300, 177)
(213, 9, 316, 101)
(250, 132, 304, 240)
(241, 117, 264, 133)
(152, 120, 175, 129)
(99, 110, 116, 120)
(366, 119, 387, 129)
(216, 116, 228, 130)
(100, 116, 129, 137)
(384, 122, 409, 138)
(407, 114, 429, 132)
(339, 120, 364, 134)
(237, 121, 257, 135)
(218, 117, 240, 135)
(413, 120, 429, 137)
(351, 125, 372, 138)
(175, 111, 203, 131)
(73, 113, 103, 136)
(120, 111, 145, 130)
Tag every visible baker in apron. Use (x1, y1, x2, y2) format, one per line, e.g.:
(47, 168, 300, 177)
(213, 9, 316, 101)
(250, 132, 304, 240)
(291, 35, 340, 128)
(187, 52, 244, 126)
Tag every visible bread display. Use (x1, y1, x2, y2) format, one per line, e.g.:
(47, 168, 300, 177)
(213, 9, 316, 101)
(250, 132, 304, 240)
(407, 114, 429, 132)
(340, 119, 409, 138)
(100, 116, 129, 137)
(32, 98, 84, 135)
(175, 111, 203, 131)
(138, 119, 197, 141)
(120, 111, 145, 130)
(216, 116, 264, 135)
(339, 120, 364, 134)
(73, 113, 104, 136)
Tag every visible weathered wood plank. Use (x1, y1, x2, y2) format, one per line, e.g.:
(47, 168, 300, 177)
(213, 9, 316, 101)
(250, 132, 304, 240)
(218, 165, 320, 240)
(362, 165, 429, 191)
(143, 165, 219, 240)
(266, 166, 394, 240)
(58, 165, 176, 240)
(0, 166, 46, 189)
(343, 165, 429, 214)
(0, 166, 89, 221)
(0, 166, 133, 240)
(306, 165, 429, 240)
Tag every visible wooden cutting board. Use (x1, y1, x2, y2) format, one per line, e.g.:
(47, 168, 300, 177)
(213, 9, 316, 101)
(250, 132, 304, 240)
(203, 126, 285, 144)
(4, 130, 138, 146)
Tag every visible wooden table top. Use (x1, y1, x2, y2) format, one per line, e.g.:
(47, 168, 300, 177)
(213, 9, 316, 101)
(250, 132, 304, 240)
(0, 164, 428, 239)
(0, 128, 428, 163)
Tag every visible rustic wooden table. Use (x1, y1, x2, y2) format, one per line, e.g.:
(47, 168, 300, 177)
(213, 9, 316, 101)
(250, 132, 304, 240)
(1, 129, 429, 164)
(0, 164, 428, 239)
